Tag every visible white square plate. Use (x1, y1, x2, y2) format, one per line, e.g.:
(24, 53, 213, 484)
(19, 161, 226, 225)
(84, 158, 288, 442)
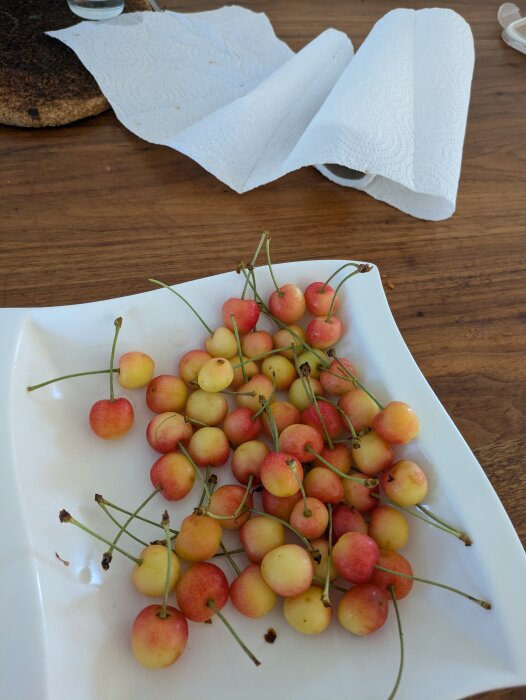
(1, 261, 525, 700)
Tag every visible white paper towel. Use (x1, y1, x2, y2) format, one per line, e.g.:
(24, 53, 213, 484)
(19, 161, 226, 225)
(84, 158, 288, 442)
(48, 6, 475, 220)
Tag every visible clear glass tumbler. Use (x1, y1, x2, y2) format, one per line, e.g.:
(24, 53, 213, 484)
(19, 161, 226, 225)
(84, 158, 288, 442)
(67, 0, 124, 20)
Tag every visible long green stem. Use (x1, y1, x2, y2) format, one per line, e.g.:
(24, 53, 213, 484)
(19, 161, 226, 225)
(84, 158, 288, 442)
(149, 278, 213, 334)
(198, 467, 212, 508)
(159, 511, 172, 620)
(375, 565, 491, 609)
(231, 314, 248, 383)
(241, 231, 267, 299)
(213, 547, 245, 558)
(219, 541, 242, 576)
(387, 585, 404, 700)
(316, 394, 359, 443)
(304, 372, 334, 450)
(265, 234, 282, 296)
(249, 509, 321, 563)
(326, 265, 371, 322)
(96, 501, 148, 547)
(96, 496, 178, 536)
(329, 351, 384, 409)
(206, 600, 261, 666)
(416, 504, 472, 545)
(304, 446, 378, 487)
(260, 397, 279, 451)
(109, 317, 122, 401)
(234, 475, 254, 517)
(231, 345, 293, 368)
(322, 505, 333, 607)
(178, 443, 211, 501)
(59, 510, 141, 565)
(27, 368, 118, 392)
(321, 262, 362, 292)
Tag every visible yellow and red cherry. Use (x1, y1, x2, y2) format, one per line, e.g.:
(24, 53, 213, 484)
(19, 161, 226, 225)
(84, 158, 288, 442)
(208, 484, 253, 529)
(304, 281, 340, 317)
(150, 452, 195, 501)
(222, 298, 260, 334)
(369, 506, 409, 551)
(131, 605, 188, 668)
(312, 443, 352, 474)
(260, 543, 313, 596)
(268, 284, 306, 324)
(295, 349, 329, 379)
(332, 503, 368, 541)
(236, 373, 274, 413)
(188, 426, 230, 467)
(319, 358, 357, 395)
(337, 584, 389, 636)
(301, 401, 344, 439)
(89, 397, 134, 440)
(230, 564, 277, 619)
(175, 562, 229, 622)
(278, 423, 324, 463)
(369, 550, 414, 600)
(132, 544, 181, 597)
(303, 466, 344, 505)
(239, 515, 286, 564)
(241, 330, 273, 359)
(283, 585, 332, 635)
(332, 531, 380, 584)
(373, 401, 419, 444)
(381, 460, 428, 506)
(261, 354, 296, 391)
(290, 497, 329, 539)
(174, 514, 222, 562)
(262, 401, 300, 437)
(185, 389, 228, 426)
(223, 407, 262, 446)
(205, 326, 238, 358)
(118, 351, 155, 389)
(146, 374, 187, 414)
(339, 389, 381, 432)
(178, 349, 212, 385)
(260, 451, 303, 497)
(342, 470, 379, 512)
(261, 489, 302, 522)
(288, 376, 324, 412)
(197, 357, 234, 392)
(272, 324, 306, 360)
(351, 430, 393, 475)
(146, 412, 193, 453)
(306, 315, 343, 350)
(231, 440, 269, 485)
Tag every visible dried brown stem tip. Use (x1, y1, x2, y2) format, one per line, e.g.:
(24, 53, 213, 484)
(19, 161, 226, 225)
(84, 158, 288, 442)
(59, 509, 72, 523)
(162, 510, 170, 527)
(94, 493, 104, 504)
(101, 552, 112, 571)
(114, 317, 123, 328)
(357, 264, 372, 273)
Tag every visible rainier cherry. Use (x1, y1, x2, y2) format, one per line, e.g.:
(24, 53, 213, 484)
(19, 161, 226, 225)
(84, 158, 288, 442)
(283, 585, 332, 635)
(240, 515, 286, 564)
(337, 584, 389, 636)
(146, 374, 187, 414)
(131, 605, 188, 668)
(373, 401, 420, 444)
(230, 564, 277, 618)
(332, 531, 380, 584)
(304, 281, 340, 317)
(260, 543, 313, 596)
(222, 298, 260, 334)
(118, 351, 155, 389)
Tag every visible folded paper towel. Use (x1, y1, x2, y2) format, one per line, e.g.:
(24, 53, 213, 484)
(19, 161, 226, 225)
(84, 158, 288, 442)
(48, 6, 474, 220)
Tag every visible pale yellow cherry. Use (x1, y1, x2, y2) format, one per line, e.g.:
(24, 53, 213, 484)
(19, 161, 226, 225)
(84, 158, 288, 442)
(283, 585, 332, 634)
(118, 351, 155, 389)
(262, 354, 296, 390)
(132, 544, 180, 597)
(185, 389, 228, 425)
(205, 327, 238, 358)
(288, 376, 324, 412)
(198, 357, 234, 392)
(260, 544, 313, 597)
(296, 349, 329, 379)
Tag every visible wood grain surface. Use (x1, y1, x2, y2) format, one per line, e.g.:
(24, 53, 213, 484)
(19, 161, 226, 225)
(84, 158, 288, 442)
(0, 2, 524, 698)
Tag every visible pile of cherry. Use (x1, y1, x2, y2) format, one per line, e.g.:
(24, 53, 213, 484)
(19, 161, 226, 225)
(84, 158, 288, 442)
(30, 235, 490, 699)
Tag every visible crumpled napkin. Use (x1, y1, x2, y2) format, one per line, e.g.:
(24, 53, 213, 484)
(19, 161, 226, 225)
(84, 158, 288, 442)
(49, 5, 474, 220)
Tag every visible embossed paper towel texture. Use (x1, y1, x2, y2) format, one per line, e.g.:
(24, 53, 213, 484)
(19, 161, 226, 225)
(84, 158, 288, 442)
(49, 6, 474, 221)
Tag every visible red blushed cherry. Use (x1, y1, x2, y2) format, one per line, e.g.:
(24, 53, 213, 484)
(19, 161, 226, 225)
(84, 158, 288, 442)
(268, 284, 306, 324)
(223, 408, 262, 446)
(332, 503, 368, 542)
(319, 358, 357, 395)
(337, 584, 389, 636)
(175, 562, 229, 622)
(131, 604, 188, 668)
(290, 497, 329, 539)
(301, 401, 344, 439)
(306, 315, 343, 350)
(261, 489, 302, 521)
(369, 550, 414, 600)
(208, 484, 253, 529)
(332, 531, 380, 584)
(89, 398, 134, 440)
(260, 451, 304, 498)
(278, 423, 324, 463)
(230, 564, 277, 618)
(303, 467, 344, 505)
(146, 412, 193, 453)
(304, 281, 340, 317)
(146, 374, 187, 414)
(150, 452, 195, 501)
(222, 298, 260, 334)
(373, 401, 420, 444)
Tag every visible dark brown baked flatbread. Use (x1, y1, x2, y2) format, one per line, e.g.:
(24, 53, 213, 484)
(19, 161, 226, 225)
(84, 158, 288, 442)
(0, 0, 151, 128)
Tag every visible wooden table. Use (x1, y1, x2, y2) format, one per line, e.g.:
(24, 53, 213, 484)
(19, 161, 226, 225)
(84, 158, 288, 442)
(1, 2, 524, 698)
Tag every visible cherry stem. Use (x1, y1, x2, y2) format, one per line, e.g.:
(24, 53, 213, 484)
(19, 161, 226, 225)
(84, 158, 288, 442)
(234, 474, 254, 517)
(213, 547, 245, 557)
(387, 585, 404, 700)
(288, 459, 310, 517)
(96, 500, 148, 548)
(178, 443, 211, 501)
(206, 600, 261, 666)
(185, 416, 211, 428)
(149, 278, 213, 335)
(198, 467, 212, 508)
(159, 511, 172, 620)
(27, 368, 119, 392)
(104, 487, 160, 567)
(109, 317, 122, 402)
(241, 231, 267, 299)
(265, 234, 282, 297)
(249, 509, 321, 563)
(316, 394, 359, 444)
(292, 350, 333, 449)
(328, 351, 384, 409)
(219, 541, 242, 576)
(221, 389, 257, 397)
(232, 345, 293, 368)
(326, 265, 372, 322)
(58, 510, 141, 565)
(416, 504, 472, 545)
(372, 494, 471, 544)
(322, 504, 333, 608)
(304, 446, 378, 487)
(230, 314, 248, 383)
(374, 565, 491, 609)
(259, 395, 280, 451)
(96, 496, 179, 535)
